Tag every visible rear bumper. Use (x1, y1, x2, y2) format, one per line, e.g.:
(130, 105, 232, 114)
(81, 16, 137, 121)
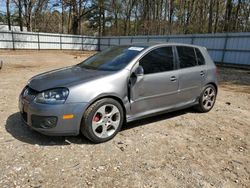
(19, 96, 88, 136)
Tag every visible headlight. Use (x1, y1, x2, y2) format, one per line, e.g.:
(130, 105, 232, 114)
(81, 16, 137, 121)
(35, 88, 69, 104)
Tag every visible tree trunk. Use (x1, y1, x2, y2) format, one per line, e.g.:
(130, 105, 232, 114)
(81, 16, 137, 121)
(78, 0, 82, 35)
(23, 0, 32, 31)
(98, 1, 102, 36)
(18, 0, 23, 31)
(6, 0, 11, 31)
(163, 0, 168, 34)
(102, 8, 105, 36)
(224, 0, 233, 32)
(68, 4, 72, 34)
(168, 0, 174, 34)
(71, 0, 78, 34)
(233, 0, 241, 31)
(61, 0, 64, 33)
(214, 0, 219, 33)
(208, 0, 213, 33)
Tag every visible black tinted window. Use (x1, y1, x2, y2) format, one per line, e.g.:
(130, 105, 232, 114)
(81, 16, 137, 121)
(139, 47, 174, 74)
(195, 48, 205, 65)
(177, 46, 197, 68)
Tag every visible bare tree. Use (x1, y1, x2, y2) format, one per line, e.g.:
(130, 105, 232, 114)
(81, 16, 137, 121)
(224, 0, 233, 32)
(208, 0, 214, 33)
(18, 0, 23, 31)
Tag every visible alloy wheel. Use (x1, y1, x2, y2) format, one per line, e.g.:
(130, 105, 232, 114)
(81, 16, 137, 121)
(202, 87, 216, 110)
(91, 104, 121, 138)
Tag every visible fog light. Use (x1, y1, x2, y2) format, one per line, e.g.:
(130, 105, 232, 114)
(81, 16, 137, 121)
(31, 115, 57, 129)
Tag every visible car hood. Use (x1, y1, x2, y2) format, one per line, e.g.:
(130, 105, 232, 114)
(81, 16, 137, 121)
(28, 66, 114, 92)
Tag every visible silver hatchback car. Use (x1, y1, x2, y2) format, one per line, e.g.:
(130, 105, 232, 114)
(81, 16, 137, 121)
(19, 43, 218, 143)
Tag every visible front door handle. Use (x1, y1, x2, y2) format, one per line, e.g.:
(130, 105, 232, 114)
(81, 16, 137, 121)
(200, 71, 205, 76)
(170, 76, 177, 82)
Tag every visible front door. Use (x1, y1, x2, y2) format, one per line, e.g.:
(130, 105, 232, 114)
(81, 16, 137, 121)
(130, 46, 179, 117)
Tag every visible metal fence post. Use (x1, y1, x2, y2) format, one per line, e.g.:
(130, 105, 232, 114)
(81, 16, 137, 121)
(97, 36, 101, 51)
(131, 36, 133, 44)
(221, 33, 228, 64)
(118, 36, 121, 45)
(108, 38, 111, 47)
(191, 35, 195, 44)
(166, 36, 169, 42)
(11, 31, 15, 50)
(81, 36, 84, 51)
(37, 33, 40, 50)
(60, 34, 62, 50)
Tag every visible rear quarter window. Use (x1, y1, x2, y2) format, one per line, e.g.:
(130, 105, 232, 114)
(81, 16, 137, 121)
(195, 48, 205, 65)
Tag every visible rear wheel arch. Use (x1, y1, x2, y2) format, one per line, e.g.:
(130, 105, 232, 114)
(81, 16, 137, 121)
(196, 83, 217, 113)
(205, 82, 218, 92)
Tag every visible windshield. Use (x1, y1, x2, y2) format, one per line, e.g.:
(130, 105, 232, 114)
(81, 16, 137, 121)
(78, 46, 145, 71)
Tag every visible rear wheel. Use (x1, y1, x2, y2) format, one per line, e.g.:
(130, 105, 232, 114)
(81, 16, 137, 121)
(81, 98, 124, 143)
(195, 84, 217, 113)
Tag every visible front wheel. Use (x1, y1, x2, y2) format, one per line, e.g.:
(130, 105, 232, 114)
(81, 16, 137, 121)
(81, 98, 124, 143)
(195, 84, 217, 113)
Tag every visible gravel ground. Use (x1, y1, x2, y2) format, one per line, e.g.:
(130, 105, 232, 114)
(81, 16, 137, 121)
(0, 50, 249, 188)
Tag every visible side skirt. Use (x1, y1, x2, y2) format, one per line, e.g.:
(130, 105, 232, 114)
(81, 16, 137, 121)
(126, 101, 198, 123)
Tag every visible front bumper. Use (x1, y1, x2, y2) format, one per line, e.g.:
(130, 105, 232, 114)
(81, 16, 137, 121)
(19, 96, 88, 136)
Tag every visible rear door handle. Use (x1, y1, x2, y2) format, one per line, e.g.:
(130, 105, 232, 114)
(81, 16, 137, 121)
(200, 71, 205, 76)
(170, 76, 177, 82)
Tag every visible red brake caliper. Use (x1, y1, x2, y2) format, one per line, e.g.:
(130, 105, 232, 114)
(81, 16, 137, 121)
(93, 113, 101, 122)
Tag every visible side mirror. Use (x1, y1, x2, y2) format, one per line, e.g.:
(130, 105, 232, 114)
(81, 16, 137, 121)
(134, 65, 144, 76)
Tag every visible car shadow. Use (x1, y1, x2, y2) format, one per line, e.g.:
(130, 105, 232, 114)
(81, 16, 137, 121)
(6, 109, 194, 146)
(5, 112, 93, 146)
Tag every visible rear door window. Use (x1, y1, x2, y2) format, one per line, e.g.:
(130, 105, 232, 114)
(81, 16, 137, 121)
(177, 46, 197, 68)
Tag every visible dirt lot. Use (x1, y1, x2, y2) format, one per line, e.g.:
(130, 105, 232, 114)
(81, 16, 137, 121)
(0, 50, 249, 188)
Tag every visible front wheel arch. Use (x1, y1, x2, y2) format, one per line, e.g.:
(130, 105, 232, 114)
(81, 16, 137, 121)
(79, 96, 127, 140)
(83, 95, 127, 124)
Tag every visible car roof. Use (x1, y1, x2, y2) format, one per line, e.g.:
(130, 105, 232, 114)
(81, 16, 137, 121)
(126, 42, 203, 49)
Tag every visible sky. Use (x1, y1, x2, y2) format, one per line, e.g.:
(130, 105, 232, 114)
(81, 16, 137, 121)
(0, 0, 6, 14)
(0, 0, 17, 15)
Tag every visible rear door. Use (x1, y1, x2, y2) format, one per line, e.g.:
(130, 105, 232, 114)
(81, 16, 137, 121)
(175, 46, 206, 103)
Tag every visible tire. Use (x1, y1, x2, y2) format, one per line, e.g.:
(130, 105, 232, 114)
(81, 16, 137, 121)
(195, 84, 217, 113)
(81, 98, 124, 143)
